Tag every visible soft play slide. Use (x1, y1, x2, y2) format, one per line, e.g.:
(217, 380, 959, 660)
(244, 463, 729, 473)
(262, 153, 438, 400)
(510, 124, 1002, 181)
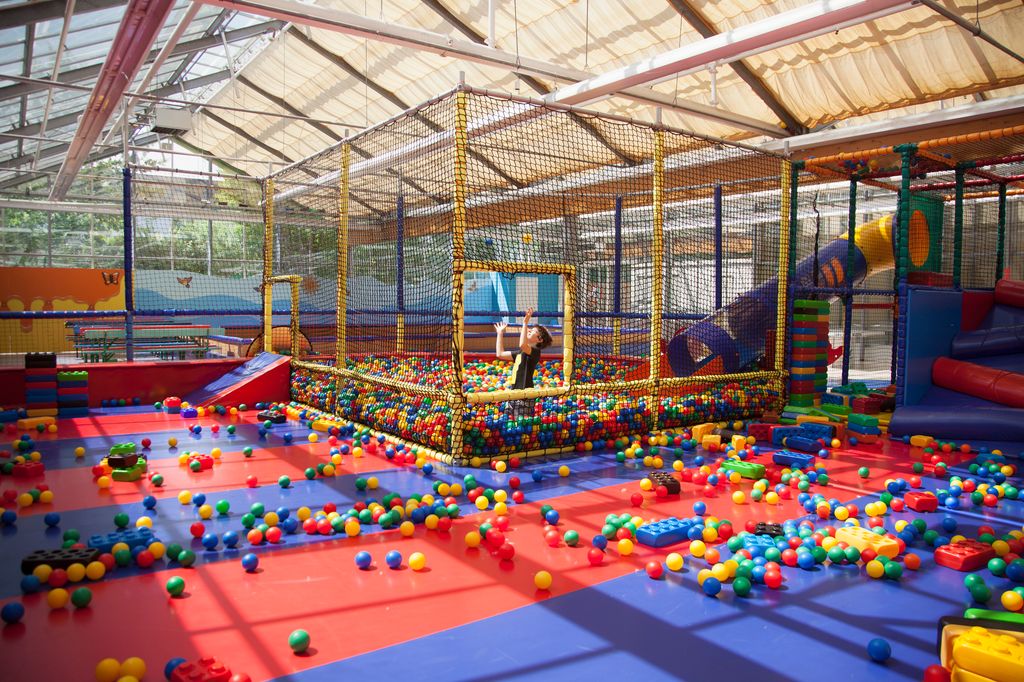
(890, 279, 1024, 441)
(667, 214, 906, 376)
(183, 352, 291, 406)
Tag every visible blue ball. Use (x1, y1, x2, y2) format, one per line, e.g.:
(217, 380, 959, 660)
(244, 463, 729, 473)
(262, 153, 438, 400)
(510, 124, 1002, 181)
(849, 436, 859, 446)
(693, 501, 707, 516)
(355, 551, 373, 570)
(276, 507, 290, 521)
(1005, 559, 1024, 582)
(592, 535, 608, 550)
(942, 517, 958, 533)
(283, 433, 293, 443)
(192, 425, 202, 434)
(241, 553, 259, 572)
(545, 509, 560, 525)
(797, 551, 816, 570)
(164, 657, 187, 680)
(142, 496, 157, 510)
(192, 493, 206, 507)
(201, 533, 219, 550)
(282, 517, 300, 534)
(867, 637, 891, 662)
(43, 512, 61, 527)
(222, 531, 240, 548)
(1, 601, 24, 625)
(20, 575, 41, 594)
(702, 576, 722, 596)
(0, 510, 16, 525)
(385, 550, 402, 569)
(422, 463, 433, 476)
(532, 470, 543, 482)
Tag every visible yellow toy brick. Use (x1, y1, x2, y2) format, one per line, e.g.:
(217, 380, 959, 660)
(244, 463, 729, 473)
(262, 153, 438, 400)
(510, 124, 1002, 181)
(951, 626, 1024, 682)
(690, 423, 715, 444)
(730, 434, 747, 451)
(835, 525, 899, 558)
(910, 434, 933, 447)
(17, 416, 55, 430)
(701, 434, 722, 449)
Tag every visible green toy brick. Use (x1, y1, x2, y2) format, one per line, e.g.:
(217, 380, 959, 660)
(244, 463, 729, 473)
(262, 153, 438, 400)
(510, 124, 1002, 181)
(819, 404, 851, 415)
(963, 608, 1024, 625)
(794, 299, 831, 310)
(109, 442, 137, 457)
(720, 460, 766, 480)
(111, 460, 147, 482)
(848, 413, 879, 427)
(57, 371, 89, 382)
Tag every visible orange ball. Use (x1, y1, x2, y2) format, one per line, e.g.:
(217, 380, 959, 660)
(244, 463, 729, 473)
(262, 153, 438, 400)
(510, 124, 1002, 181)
(704, 547, 720, 565)
(903, 553, 921, 570)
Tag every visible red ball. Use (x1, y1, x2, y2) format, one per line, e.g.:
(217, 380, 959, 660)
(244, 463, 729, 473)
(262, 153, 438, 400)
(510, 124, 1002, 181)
(210, 425, 220, 434)
(923, 664, 951, 682)
(645, 561, 664, 579)
(247, 529, 264, 544)
(655, 485, 669, 498)
(135, 550, 155, 568)
(190, 522, 206, 538)
(745, 520, 758, 534)
(631, 493, 644, 507)
(485, 528, 505, 548)
(984, 494, 998, 507)
(437, 516, 453, 533)
(497, 542, 516, 561)
(246, 476, 258, 488)
(98, 553, 116, 570)
(495, 516, 510, 531)
(868, 516, 884, 528)
(265, 527, 283, 543)
(890, 498, 905, 513)
(512, 490, 525, 504)
(302, 519, 318, 534)
(861, 548, 877, 563)
(316, 519, 332, 535)
(48, 568, 68, 587)
(781, 549, 798, 567)
(509, 457, 521, 469)
(763, 570, 783, 589)
(509, 476, 521, 489)
(545, 530, 562, 547)
(141, 438, 151, 449)
(587, 548, 605, 566)
(615, 527, 632, 540)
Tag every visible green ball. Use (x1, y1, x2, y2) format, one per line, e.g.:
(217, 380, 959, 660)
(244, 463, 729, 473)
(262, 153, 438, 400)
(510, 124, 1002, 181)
(845, 546, 861, 564)
(177, 550, 196, 567)
(114, 549, 132, 567)
(884, 561, 903, 580)
(879, 492, 893, 505)
(189, 459, 202, 472)
(227, 425, 236, 435)
(988, 558, 1007, 577)
(154, 402, 163, 410)
(732, 576, 752, 597)
(912, 518, 928, 534)
(355, 477, 368, 491)
(264, 420, 273, 430)
(151, 473, 164, 487)
(616, 451, 626, 462)
(964, 573, 985, 588)
(166, 576, 186, 597)
(540, 504, 553, 520)
(215, 500, 230, 515)
(113, 513, 129, 529)
(278, 476, 291, 488)
(1005, 486, 1019, 500)
(305, 468, 317, 480)
(243, 446, 253, 457)
(969, 582, 991, 603)
(811, 546, 828, 564)
(63, 529, 81, 542)
(241, 513, 256, 529)
(727, 536, 744, 552)
(358, 509, 373, 524)
(166, 544, 184, 561)
(817, 474, 829, 486)
(602, 524, 618, 540)
(71, 587, 92, 608)
(828, 547, 846, 564)
(971, 491, 985, 506)
(912, 462, 924, 473)
(36, 423, 45, 433)
(764, 547, 782, 563)
(858, 467, 870, 478)
(445, 503, 460, 518)
(288, 629, 311, 653)
(251, 503, 265, 517)
(563, 530, 580, 547)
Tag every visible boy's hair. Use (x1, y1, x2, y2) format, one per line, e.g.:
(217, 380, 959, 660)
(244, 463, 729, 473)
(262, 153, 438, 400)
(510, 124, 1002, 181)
(535, 325, 553, 350)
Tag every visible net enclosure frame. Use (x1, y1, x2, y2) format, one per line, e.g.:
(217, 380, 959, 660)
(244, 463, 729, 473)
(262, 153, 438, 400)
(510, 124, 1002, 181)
(271, 84, 791, 464)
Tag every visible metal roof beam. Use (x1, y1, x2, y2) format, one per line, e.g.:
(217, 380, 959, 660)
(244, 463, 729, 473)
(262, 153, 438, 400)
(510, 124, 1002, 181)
(550, 0, 916, 107)
(194, 0, 782, 136)
(0, 0, 125, 30)
(0, 133, 158, 191)
(49, 0, 178, 200)
(667, 0, 806, 135)
(0, 20, 284, 102)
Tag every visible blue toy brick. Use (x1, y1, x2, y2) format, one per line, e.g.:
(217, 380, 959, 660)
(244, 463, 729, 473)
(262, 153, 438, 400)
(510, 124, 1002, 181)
(771, 426, 802, 447)
(772, 450, 815, 468)
(798, 422, 836, 441)
(635, 517, 699, 548)
(57, 407, 90, 418)
(56, 380, 88, 388)
(846, 423, 882, 436)
(26, 389, 57, 400)
(24, 374, 56, 383)
(780, 435, 821, 453)
(87, 527, 156, 554)
(0, 409, 18, 423)
(742, 533, 777, 555)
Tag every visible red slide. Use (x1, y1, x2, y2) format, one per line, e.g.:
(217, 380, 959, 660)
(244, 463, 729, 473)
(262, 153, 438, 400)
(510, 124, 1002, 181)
(995, 278, 1024, 308)
(932, 356, 1024, 408)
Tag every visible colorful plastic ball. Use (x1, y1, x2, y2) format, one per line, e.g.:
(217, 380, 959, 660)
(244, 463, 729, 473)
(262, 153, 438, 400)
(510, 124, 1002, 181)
(587, 547, 604, 565)
(1, 601, 25, 624)
(731, 491, 746, 504)
(47, 588, 69, 608)
(666, 553, 684, 572)
(1001, 589, 1024, 612)
(693, 501, 706, 516)
(355, 551, 373, 569)
(733, 576, 752, 597)
(702, 576, 722, 597)
(617, 538, 634, 556)
(278, 475, 291, 488)
(646, 561, 664, 579)
(95, 658, 121, 682)
(20, 575, 41, 594)
(558, 465, 570, 477)
(227, 425, 236, 435)
(177, 550, 196, 567)
(867, 637, 891, 662)
(74, 446, 86, 458)
(545, 509, 560, 525)
(241, 553, 260, 573)
(71, 586, 93, 608)
(385, 550, 402, 569)
(858, 466, 870, 478)
(534, 570, 553, 590)
(409, 552, 427, 571)
(97, 476, 112, 489)
(164, 658, 187, 681)
(288, 629, 311, 654)
(308, 433, 318, 443)
(166, 576, 186, 597)
(168, 437, 178, 448)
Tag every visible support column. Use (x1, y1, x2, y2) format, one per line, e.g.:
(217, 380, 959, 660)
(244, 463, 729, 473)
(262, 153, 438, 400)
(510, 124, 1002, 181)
(996, 183, 1007, 283)
(612, 195, 623, 356)
(777, 161, 798, 375)
(894, 144, 917, 405)
(336, 144, 350, 364)
(396, 194, 405, 354)
(649, 129, 665, 430)
(262, 178, 274, 353)
(842, 178, 858, 385)
(449, 90, 469, 459)
(953, 167, 965, 289)
(714, 183, 723, 310)
(122, 166, 134, 361)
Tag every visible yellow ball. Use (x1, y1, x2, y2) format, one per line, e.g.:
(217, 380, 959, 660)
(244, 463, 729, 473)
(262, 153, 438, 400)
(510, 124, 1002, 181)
(95, 658, 121, 682)
(474, 496, 489, 511)
(75, 446, 86, 458)
(178, 490, 192, 505)
(724, 559, 739, 578)
(33, 565, 52, 582)
(673, 460, 684, 471)
(835, 506, 850, 521)
(66, 563, 87, 583)
(666, 553, 684, 572)
(148, 542, 166, 560)
(697, 568, 713, 586)
(47, 588, 69, 608)
(1001, 589, 1024, 612)
(711, 562, 730, 582)
(409, 552, 426, 571)
(400, 521, 415, 537)
(230, 407, 238, 415)
(30, 450, 42, 462)
(494, 502, 508, 516)
(296, 507, 311, 521)
(367, 476, 378, 490)
(639, 478, 653, 491)
(198, 504, 213, 520)
(321, 463, 335, 477)
(308, 433, 318, 443)
(866, 560, 885, 579)
(96, 476, 112, 490)
(168, 437, 177, 447)
(177, 454, 190, 466)
(262, 512, 279, 527)
(643, 456, 653, 468)
(17, 492, 34, 507)
(728, 471, 742, 485)
(558, 465, 570, 477)
(470, 457, 482, 468)
(731, 491, 746, 504)
(449, 483, 463, 496)
(437, 483, 451, 496)
(353, 447, 363, 458)
(211, 448, 221, 459)
(617, 538, 634, 556)
(534, 570, 552, 590)
(653, 457, 664, 469)
(424, 514, 440, 530)
(690, 540, 707, 558)
(119, 658, 146, 680)
(702, 526, 719, 543)
(894, 519, 908, 532)
(465, 530, 482, 548)
(331, 454, 343, 466)
(494, 489, 508, 503)
(993, 540, 1010, 556)
(85, 561, 107, 580)
(344, 521, 361, 537)
(39, 490, 54, 504)
(831, 438, 841, 448)
(495, 461, 507, 473)
(47, 424, 57, 433)
(765, 491, 779, 504)
(111, 542, 129, 555)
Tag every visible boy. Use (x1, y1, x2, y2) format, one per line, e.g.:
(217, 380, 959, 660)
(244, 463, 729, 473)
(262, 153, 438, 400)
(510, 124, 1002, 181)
(493, 307, 553, 390)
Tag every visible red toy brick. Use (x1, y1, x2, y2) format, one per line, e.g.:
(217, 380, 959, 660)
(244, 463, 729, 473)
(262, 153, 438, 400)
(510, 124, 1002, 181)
(170, 657, 233, 682)
(11, 461, 45, 478)
(904, 491, 938, 512)
(934, 539, 996, 571)
(188, 453, 214, 471)
(746, 423, 773, 442)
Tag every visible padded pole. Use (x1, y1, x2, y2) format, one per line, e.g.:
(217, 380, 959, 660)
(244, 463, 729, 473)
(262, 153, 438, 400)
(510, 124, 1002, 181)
(397, 194, 405, 354)
(336, 144, 350, 363)
(894, 144, 916, 405)
(648, 129, 665, 430)
(842, 178, 857, 385)
(122, 166, 134, 361)
(290, 279, 300, 357)
(449, 89, 469, 459)
(714, 183, 723, 310)
(613, 195, 622, 356)
(778, 160, 798, 376)
(953, 167, 965, 289)
(996, 182, 1007, 284)
(262, 177, 274, 353)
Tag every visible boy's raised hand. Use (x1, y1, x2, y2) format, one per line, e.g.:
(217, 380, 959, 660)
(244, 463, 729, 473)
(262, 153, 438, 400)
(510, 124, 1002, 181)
(494, 321, 508, 332)
(524, 307, 534, 323)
